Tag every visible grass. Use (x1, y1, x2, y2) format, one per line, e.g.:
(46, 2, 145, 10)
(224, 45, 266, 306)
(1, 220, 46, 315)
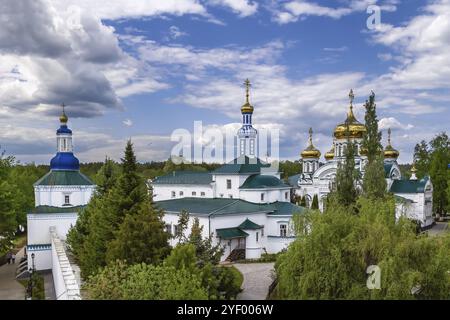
(229, 265, 244, 289)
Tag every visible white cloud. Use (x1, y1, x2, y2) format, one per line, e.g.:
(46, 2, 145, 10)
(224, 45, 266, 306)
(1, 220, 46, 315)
(169, 26, 188, 39)
(122, 119, 133, 127)
(379, 117, 414, 130)
(207, 0, 258, 17)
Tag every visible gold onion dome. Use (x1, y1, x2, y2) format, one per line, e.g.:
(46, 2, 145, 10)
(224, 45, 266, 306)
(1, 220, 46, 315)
(301, 128, 321, 159)
(334, 89, 367, 139)
(59, 103, 68, 123)
(241, 78, 254, 114)
(325, 145, 335, 160)
(384, 128, 400, 159)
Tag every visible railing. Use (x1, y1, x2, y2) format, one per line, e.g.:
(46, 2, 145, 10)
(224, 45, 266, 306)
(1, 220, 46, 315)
(49, 227, 81, 300)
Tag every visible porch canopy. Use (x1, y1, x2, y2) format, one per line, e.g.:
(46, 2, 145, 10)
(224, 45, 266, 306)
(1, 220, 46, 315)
(216, 227, 249, 240)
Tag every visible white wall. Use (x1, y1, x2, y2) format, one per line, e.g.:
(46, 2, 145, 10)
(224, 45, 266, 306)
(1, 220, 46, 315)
(214, 175, 248, 199)
(35, 185, 94, 207)
(239, 188, 291, 203)
(27, 213, 78, 245)
(27, 248, 52, 271)
(153, 184, 214, 201)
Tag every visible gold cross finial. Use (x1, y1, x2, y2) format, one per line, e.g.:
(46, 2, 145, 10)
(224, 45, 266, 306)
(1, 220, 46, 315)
(61, 102, 66, 114)
(349, 89, 354, 106)
(387, 128, 392, 145)
(309, 127, 313, 145)
(244, 79, 251, 103)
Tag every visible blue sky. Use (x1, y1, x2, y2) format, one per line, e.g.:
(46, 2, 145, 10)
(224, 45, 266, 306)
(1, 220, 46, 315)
(0, 0, 449, 164)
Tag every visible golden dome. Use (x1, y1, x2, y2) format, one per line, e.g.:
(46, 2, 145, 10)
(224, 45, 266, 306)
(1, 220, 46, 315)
(324, 145, 335, 160)
(241, 78, 254, 114)
(301, 128, 321, 159)
(333, 89, 366, 139)
(384, 128, 399, 159)
(59, 103, 68, 123)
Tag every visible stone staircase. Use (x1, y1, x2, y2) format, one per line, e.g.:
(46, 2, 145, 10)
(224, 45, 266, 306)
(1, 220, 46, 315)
(226, 248, 245, 262)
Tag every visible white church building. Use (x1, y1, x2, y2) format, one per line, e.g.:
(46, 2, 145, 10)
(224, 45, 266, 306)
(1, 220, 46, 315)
(152, 80, 303, 261)
(287, 90, 433, 228)
(26, 107, 95, 299)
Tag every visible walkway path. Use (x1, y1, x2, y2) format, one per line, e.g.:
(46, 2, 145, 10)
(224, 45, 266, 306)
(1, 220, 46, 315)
(0, 247, 25, 300)
(427, 222, 448, 237)
(234, 262, 275, 300)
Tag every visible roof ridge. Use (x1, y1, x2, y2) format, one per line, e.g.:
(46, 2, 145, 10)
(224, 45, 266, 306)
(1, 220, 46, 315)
(208, 199, 240, 216)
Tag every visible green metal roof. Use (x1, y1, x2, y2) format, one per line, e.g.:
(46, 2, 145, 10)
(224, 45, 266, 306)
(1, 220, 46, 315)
(240, 174, 290, 189)
(389, 177, 429, 194)
(287, 174, 300, 187)
(238, 218, 263, 229)
(384, 163, 393, 178)
(268, 201, 305, 216)
(34, 170, 94, 186)
(216, 227, 249, 239)
(30, 205, 86, 214)
(152, 171, 212, 185)
(156, 198, 304, 216)
(213, 155, 272, 175)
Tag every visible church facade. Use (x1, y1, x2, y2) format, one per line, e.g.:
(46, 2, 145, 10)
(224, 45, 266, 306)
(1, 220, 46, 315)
(26, 108, 94, 299)
(287, 90, 434, 228)
(152, 80, 303, 261)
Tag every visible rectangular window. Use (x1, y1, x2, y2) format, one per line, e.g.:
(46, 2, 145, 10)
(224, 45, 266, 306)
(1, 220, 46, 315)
(171, 191, 176, 198)
(179, 191, 184, 196)
(280, 224, 287, 237)
(201, 192, 205, 196)
(229, 194, 233, 199)
(261, 227, 264, 237)
(165, 224, 172, 235)
(173, 224, 179, 237)
(64, 195, 70, 205)
(256, 232, 259, 242)
(192, 191, 197, 196)
(226, 179, 232, 189)
(285, 192, 288, 200)
(261, 193, 265, 201)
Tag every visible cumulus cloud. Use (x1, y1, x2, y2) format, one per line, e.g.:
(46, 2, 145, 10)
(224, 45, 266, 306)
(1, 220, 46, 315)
(379, 117, 414, 130)
(207, 0, 258, 17)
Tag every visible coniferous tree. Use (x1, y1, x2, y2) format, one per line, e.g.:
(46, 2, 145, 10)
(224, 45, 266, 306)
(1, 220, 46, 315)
(106, 201, 170, 265)
(311, 194, 319, 210)
(299, 195, 307, 207)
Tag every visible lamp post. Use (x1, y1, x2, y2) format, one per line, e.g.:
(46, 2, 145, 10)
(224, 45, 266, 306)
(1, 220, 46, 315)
(26, 253, 36, 300)
(31, 253, 35, 271)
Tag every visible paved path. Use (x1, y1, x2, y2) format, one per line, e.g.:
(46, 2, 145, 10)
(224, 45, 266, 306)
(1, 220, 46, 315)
(427, 222, 449, 237)
(234, 263, 275, 300)
(0, 247, 25, 300)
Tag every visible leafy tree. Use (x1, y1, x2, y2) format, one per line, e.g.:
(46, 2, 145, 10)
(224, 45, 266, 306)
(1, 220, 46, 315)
(331, 137, 360, 208)
(0, 153, 16, 252)
(430, 150, 448, 215)
(310, 194, 319, 210)
(414, 140, 430, 179)
(275, 197, 450, 299)
(85, 260, 208, 300)
(106, 201, 170, 265)
(362, 91, 382, 163)
(360, 91, 387, 200)
(362, 155, 387, 200)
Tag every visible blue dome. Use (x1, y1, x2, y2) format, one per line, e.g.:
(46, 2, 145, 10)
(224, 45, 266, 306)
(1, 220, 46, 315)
(50, 152, 80, 170)
(57, 125, 72, 134)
